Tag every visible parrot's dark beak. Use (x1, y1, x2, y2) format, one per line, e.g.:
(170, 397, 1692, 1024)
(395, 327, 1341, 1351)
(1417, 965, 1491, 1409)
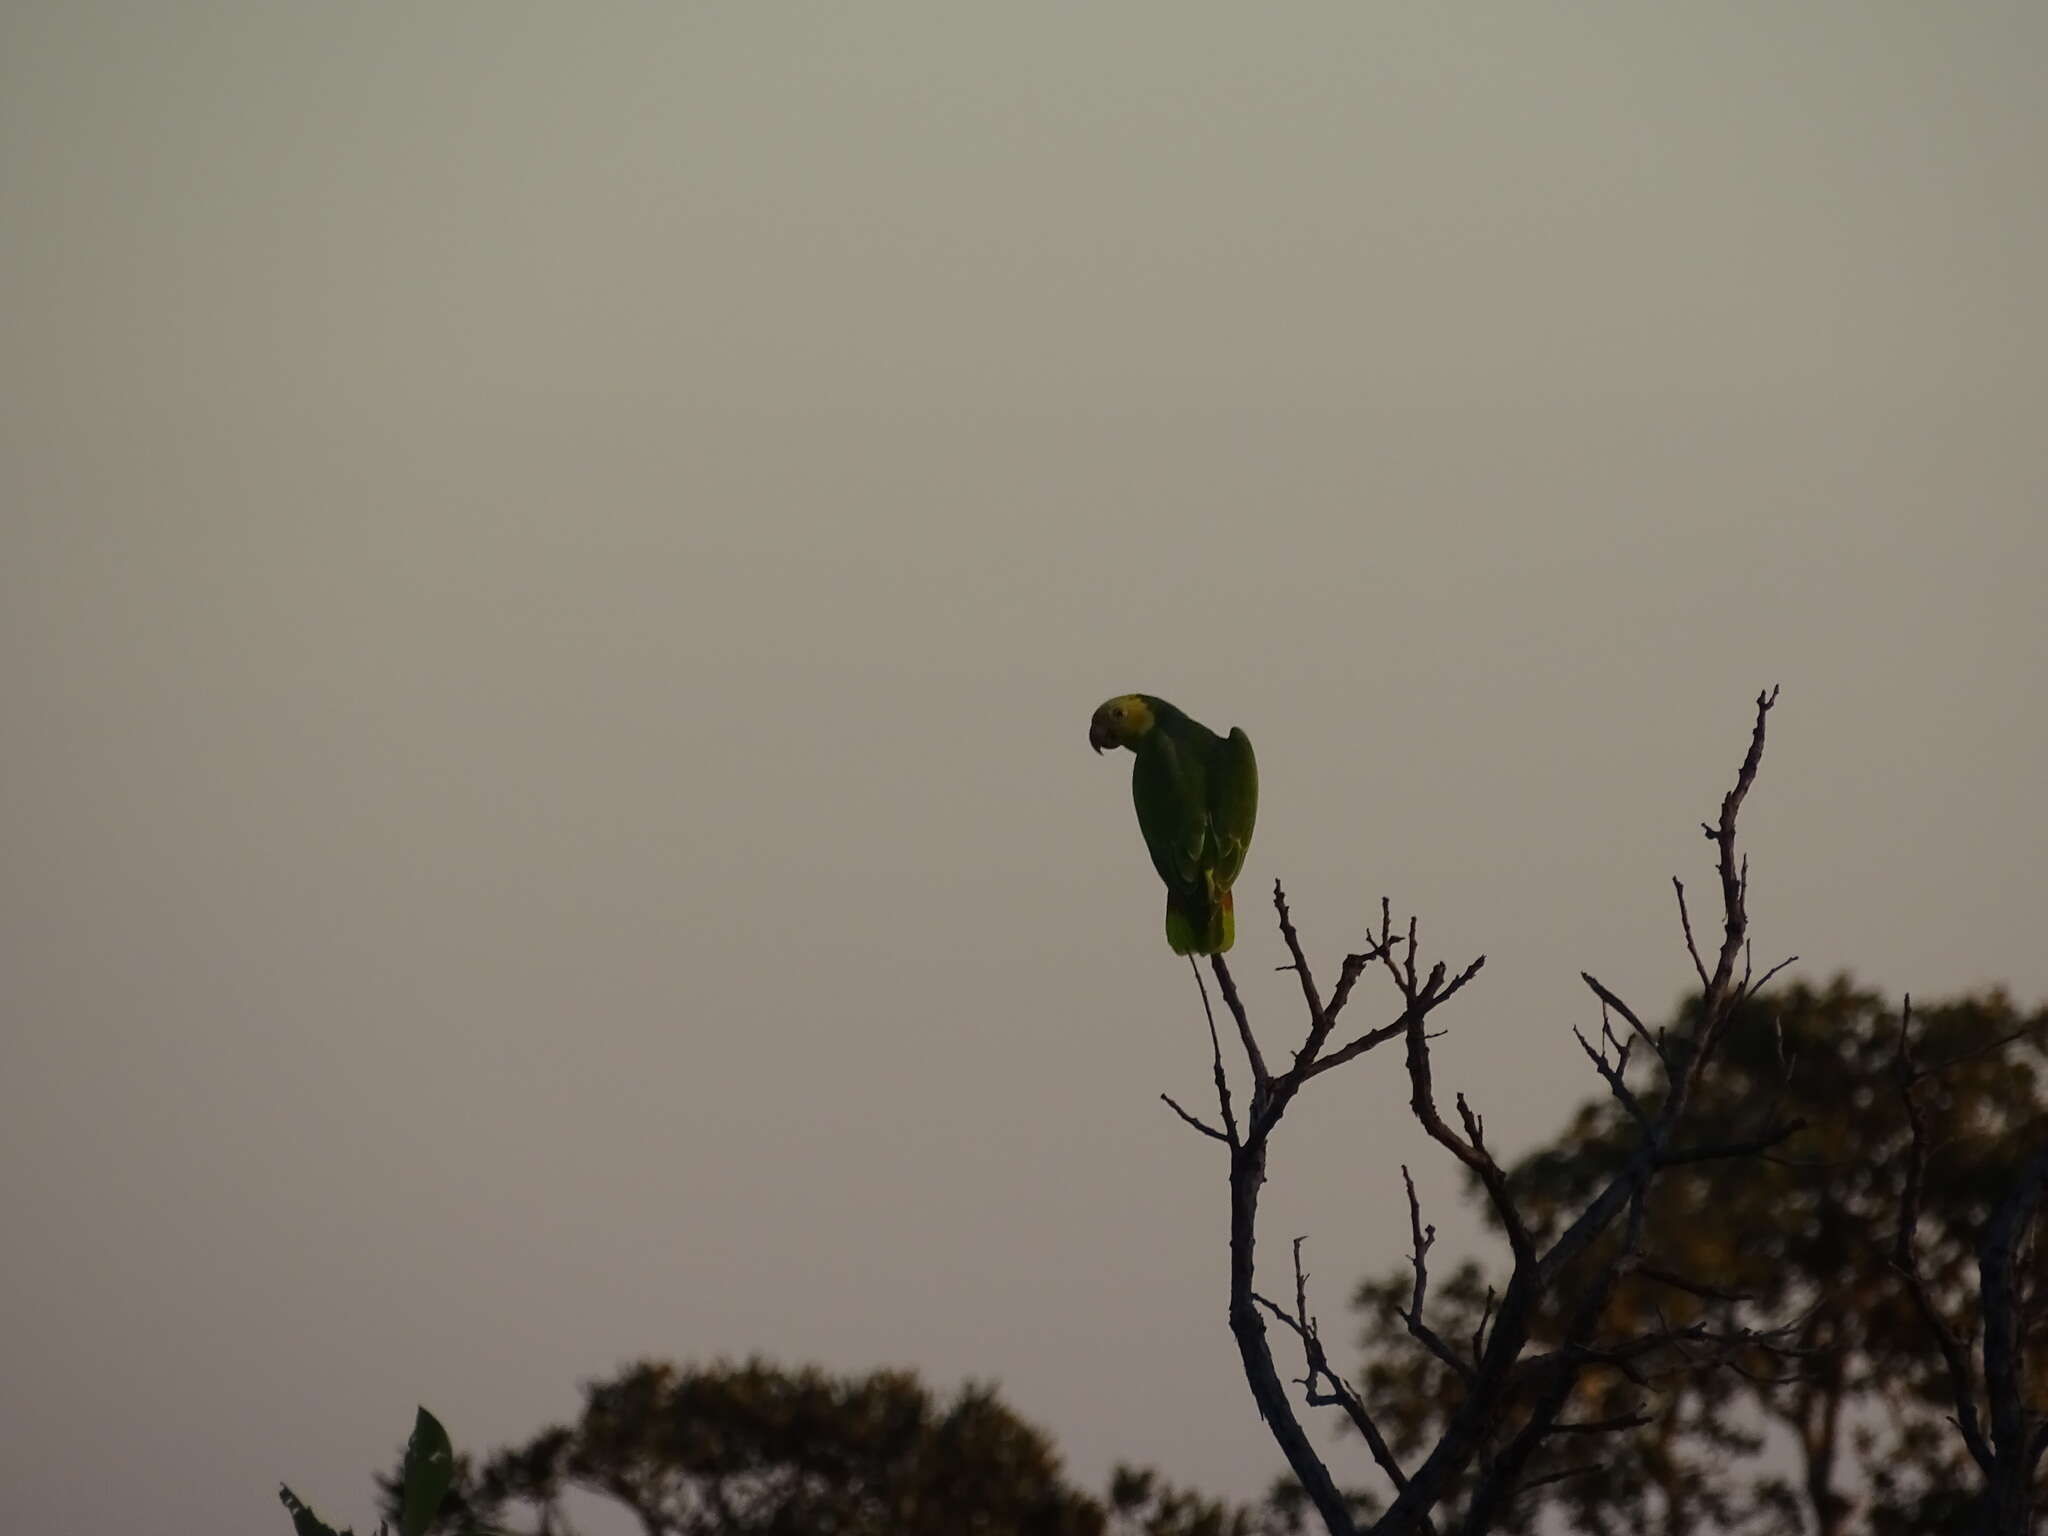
(1088, 718, 1111, 753)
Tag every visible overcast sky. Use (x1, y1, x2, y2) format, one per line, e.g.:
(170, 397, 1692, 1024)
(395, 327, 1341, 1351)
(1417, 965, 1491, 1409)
(4, 4, 2045, 1530)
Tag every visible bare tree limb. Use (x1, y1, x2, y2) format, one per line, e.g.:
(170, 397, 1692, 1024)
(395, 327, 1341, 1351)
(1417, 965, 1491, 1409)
(1702, 686, 1779, 1018)
(1742, 953, 1799, 1005)
(1403, 1008, 1535, 1270)
(1399, 1167, 1477, 1388)
(1297, 1015, 1424, 1089)
(1159, 1093, 1231, 1145)
(1637, 1264, 1756, 1305)
(1165, 690, 1792, 1536)
(1580, 972, 1666, 1074)
(1207, 951, 1270, 1097)
(1546, 1408, 1653, 1436)
(1470, 1287, 1496, 1370)
(1657, 1120, 1807, 1167)
(1911, 1019, 2048, 1086)
(1573, 1023, 1646, 1124)
(1673, 877, 1709, 991)
(1273, 884, 1332, 1046)
(1254, 1236, 1424, 1520)
(1189, 958, 1241, 1149)
(1509, 1460, 1606, 1497)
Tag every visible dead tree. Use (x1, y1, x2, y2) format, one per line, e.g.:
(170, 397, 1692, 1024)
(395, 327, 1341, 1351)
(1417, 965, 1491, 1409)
(1162, 688, 1801, 1536)
(1893, 997, 2048, 1533)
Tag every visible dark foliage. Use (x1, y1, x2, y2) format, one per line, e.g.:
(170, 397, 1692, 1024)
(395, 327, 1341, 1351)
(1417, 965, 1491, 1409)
(1351, 979, 2048, 1533)
(379, 1358, 1298, 1536)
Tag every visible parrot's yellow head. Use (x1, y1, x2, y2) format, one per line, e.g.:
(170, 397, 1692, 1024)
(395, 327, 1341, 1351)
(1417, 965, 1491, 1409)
(1089, 694, 1155, 753)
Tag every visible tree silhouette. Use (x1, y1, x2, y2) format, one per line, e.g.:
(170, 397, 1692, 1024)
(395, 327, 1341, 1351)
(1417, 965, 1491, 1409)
(383, 1358, 1298, 1536)
(1167, 691, 1811, 1534)
(1349, 979, 2048, 1534)
(1890, 994, 2048, 1533)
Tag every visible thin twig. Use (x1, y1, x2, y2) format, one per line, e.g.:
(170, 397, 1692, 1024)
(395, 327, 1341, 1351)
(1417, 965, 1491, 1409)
(1159, 1093, 1230, 1144)
(1471, 1286, 1497, 1368)
(1401, 1166, 1477, 1386)
(1294, 1015, 1415, 1086)
(1674, 877, 1708, 990)
(1189, 959, 1241, 1149)
(1273, 883, 1330, 1043)
(1574, 1024, 1647, 1124)
(1742, 953, 1799, 1003)
(1581, 972, 1665, 1070)
(1512, 1460, 1607, 1498)
(1637, 1264, 1756, 1304)
(1658, 1119, 1807, 1166)
(1252, 1236, 1419, 1505)
(1911, 1020, 2046, 1087)
(1546, 1408, 1652, 1436)
(1207, 952, 1270, 1094)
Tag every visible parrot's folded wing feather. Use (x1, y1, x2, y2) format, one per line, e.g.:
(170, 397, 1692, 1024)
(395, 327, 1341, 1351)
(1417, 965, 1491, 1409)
(1133, 733, 1207, 886)
(1208, 727, 1258, 888)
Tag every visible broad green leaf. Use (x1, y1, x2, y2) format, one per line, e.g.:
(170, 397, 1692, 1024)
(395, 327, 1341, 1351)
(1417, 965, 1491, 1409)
(397, 1406, 455, 1536)
(278, 1483, 350, 1536)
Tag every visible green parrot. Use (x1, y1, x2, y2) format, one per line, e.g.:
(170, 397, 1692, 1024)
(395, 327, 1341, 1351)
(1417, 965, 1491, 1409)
(1089, 694, 1258, 955)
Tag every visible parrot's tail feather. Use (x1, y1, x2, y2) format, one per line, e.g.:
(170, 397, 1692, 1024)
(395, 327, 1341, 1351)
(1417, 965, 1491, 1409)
(1165, 886, 1236, 956)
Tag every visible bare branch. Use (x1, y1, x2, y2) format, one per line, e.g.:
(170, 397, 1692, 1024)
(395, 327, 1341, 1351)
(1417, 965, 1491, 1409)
(1324, 945, 1387, 1033)
(1271, 883, 1423, 1087)
(1546, 1408, 1652, 1436)
(1294, 1015, 1412, 1086)
(1159, 1093, 1231, 1145)
(1540, 1417, 1654, 1441)
(1273, 882, 1330, 1044)
(1471, 1286, 1496, 1370)
(1163, 690, 1788, 1536)
(1510, 1460, 1606, 1498)
(1657, 1119, 1807, 1167)
(1702, 685, 1778, 1014)
(1580, 972, 1663, 1069)
(1673, 877, 1708, 990)
(1208, 946, 1363, 1536)
(1438, 955, 1488, 1007)
(1636, 1264, 1757, 1305)
(1189, 959, 1241, 1149)
(1445, 691, 1786, 1533)
(1207, 951, 1270, 1094)
(1403, 1006, 1535, 1268)
(1574, 1023, 1647, 1124)
(1742, 952, 1799, 1003)
(1912, 1019, 2046, 1086)
(1400, 1166, 1477, 1387)
(1254, 1236, 1419, 1508)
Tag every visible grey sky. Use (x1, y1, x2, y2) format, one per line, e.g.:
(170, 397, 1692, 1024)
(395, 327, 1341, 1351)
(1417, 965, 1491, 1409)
(3, 4, 2044, 1529)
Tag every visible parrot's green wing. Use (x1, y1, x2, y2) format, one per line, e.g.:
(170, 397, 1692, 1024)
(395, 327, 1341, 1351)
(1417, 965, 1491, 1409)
(1112, 701, 1254, 956)
(1208, 727, 1258, 889)
(1131, 732, 1207, 889)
